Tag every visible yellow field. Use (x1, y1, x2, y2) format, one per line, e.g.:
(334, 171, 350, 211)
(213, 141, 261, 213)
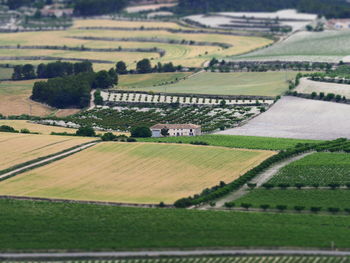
(0, 132, 96, 171)
(0, 142, 276, 204)
(0, 20, 273, 69)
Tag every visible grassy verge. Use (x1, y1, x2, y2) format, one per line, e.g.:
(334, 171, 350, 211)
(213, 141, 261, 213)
(3, 199, 350, 251)
(138, 135, 323, 151)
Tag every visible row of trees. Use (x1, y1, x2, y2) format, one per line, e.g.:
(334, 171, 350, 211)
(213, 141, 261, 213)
(12, 61, 93, 80)
(32, 68, 118, 108)
(177, 0, 350, 18)
(116, 59, 183, 75)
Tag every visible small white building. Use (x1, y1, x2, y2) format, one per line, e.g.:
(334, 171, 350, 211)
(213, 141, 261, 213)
(150, 124, 201, 138)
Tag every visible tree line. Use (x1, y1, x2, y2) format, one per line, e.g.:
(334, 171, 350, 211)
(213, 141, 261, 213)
(176, 0, 350, 18)
(116, 59, 183, 75)
(12, 61, 93, 80)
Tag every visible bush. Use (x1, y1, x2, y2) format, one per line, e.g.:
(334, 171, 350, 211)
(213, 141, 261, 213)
(312, 183, 320, 189)
(247, 183, 257, 189)
(260, 204, 270, 211)
(295, 183, 305, 189)
(328, 207, 340, 214)
(127, 138, 137, 142)
(241, 203, 252, 210)
(0, 125, 18, 133)
(344, 208, 350, 214)
(310, 207, 322, 213)
(328, 183, 340, 190)
(262, 183, 274, 190)
(101, 132, 117, 141)
(278, 183, 290, 190)
(276, 205, 287, 212)
(209, 201, 216, 207)
(294, 206, 305, 212)
(20, 128, 30, 134)
(76, 126, 96, 137)
(131, 126, 152, 138)
(224, 202, 235, 208)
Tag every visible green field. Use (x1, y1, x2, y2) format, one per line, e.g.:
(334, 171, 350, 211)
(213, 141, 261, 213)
(3, 257, 349, 263)
(0, 67, 13, 79)
(235, 189, 350, 210)
(269, 153, 350, 186)
(138, 135, 322, 151)
(3, 199, 350, 250)
(235, 31, 350, 62)
(128, 72, 298, 96)
(118, 72, 192, 89)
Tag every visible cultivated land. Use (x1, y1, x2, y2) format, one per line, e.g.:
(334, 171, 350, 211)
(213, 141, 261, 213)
(0, 79, 54, 117)
(4, 199, 350, 250)
(269, 152, 350, 186)
(129, 72, 297, 96)
(0, 67, 13, 79)
(0, 142, 275, 204)
(217, 96, 350, 140)
(118, 72, 192, 89)
(139, 135, 322, 151)
(297, 77, 350, 98)
(0, 20, 272, 69)
(0, 132, 95, 171)
(234, 30, 350, 62)
(236, 189, 350, 209)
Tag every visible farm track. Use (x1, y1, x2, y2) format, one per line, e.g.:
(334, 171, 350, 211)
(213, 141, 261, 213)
(0, 142, 98, 181)
(204, 152, 314, 208)
(2, 249, 350, 259)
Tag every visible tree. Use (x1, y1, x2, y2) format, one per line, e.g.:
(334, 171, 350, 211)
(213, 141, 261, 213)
(12, 65, 23, 80)
(310, 207, 322, 213)
(76, 126, 96, 137)
(108, 68, 118, 85)
(161, 128, 169, 137)
(131, 126, 152, 138)
(22, 64, 36, 79)
(94, 90, 103, 105)
(136, 59, 152, 74)
(93, 70, 114, 89)
(276, 205, 287, 212)
(260, 204, 270, 211)
(101, 132, 117, 141)
(116, 61, 127, 74)
(240, 203, 252, 210)
(294, 206, 305, 212)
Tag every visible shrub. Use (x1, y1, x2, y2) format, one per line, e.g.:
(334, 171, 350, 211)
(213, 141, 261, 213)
(311, 92, 317, 98)
(260, 204, 270, 211)
(312, 183, 320, 189)
(20, 128, 30, 134)
(346, 183, 350, 189)
(209, 201, 216, 207)
(295, 183, 305, 189)
(76, 126, 96, 137)
(276, 205, 287, 212)
(158, 201, 165, 208)
(278, 183, 290, 190)
(319, 92, 325, 99)
(127, 138, 137, 142)
(344, 208, 350, 214)
(241, 203, 252, 210)
(310, 207, 322, 213)
(101, 132, 117, 141)
(262, 183, 274, 190)
(328, 183, 340, 190)
(328, 207, 340, 214)
(131, 126, 152, 138)
(247, 183, 257, 189)
(224, 202, 235, 208)
(294, 206, 305, 212)
(0, 125, 18, 133)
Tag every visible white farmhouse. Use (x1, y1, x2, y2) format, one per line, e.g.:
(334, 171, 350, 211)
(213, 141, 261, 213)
(150, 124, 201, 137)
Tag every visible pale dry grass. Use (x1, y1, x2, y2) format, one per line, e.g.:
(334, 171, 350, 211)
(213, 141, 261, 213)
(0, 132, 95, 171)
(0, 79, 54, 117)
(73, 19, 183, 29)
(0, 142, 276, 204)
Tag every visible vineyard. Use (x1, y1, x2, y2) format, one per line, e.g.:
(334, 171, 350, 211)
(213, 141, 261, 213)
(2, 257, 349, 263)
(269, 152, 350, 186)
(64, 105, 262, 132)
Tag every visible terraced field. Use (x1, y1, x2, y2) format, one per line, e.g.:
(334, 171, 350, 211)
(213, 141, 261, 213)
(234, 30, 350, 63)
(0, 142, 275, 204)
(269, 152, 350, 186)
(0, 20, 272, 69)
(128, 71, 297, 96)
(0, 132, 95, 171)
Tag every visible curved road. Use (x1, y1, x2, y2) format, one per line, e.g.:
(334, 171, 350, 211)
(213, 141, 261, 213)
(1, 249, 350, 259)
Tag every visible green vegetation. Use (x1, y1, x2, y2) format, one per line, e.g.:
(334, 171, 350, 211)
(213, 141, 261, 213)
(130, 72, 297, 96)
(236, 30, 350, 62)
(118, 72, 191, 89)
(139, 135, 322, 151)
(236, 189, 350, 210)
(269, 152, 350, 186)
(0, 67, 13, 80)
(2, 257, 349, 263)
(4, 199, 350, 250)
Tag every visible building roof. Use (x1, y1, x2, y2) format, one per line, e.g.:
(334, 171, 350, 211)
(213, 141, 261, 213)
(150, 124, 201, 130)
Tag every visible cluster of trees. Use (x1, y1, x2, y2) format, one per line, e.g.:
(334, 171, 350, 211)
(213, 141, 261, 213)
(73, 0, 128, 16)
(12, 61, 93, 80)
(176, 0, 350, 18)
(32, 68, 117, 108)
(116, 59, 183, 75)
(130, 126, 152, 138)
(208, 58, 334, 72)
(0, 125, 33, 134)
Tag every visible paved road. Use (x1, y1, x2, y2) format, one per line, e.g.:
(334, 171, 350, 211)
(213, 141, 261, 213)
(0, 142, 98, 181)
(1, 249, 350, 259)
(206, 152, 314, 208)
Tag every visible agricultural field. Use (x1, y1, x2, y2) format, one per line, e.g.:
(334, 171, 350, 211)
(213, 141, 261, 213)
(0, 132, 95, 171)
(297, 78, 350, 98)
(65, 105, 262, 132)
(234, 30, 350, 63)
(139, 135, 322, 151)
(128, 72, 297, 96)
(0, 142, 275, 204)
(217, 96, 350, 140)
(0, 67, 13, 79)
(269, 152, 350, 186)
(0, 20, 272, 69)
(0, 79, 55, 117)
(117, 72, 192, 89)
(235, 189, 350, 210)
(1, 257, 349, 263)
(4, 199, 350, 250)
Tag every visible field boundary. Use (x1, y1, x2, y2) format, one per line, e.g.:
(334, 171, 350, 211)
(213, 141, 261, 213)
(0, 195, 172, 208)
(0, 56, 114, 64)
(0, 141, 100, 182)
